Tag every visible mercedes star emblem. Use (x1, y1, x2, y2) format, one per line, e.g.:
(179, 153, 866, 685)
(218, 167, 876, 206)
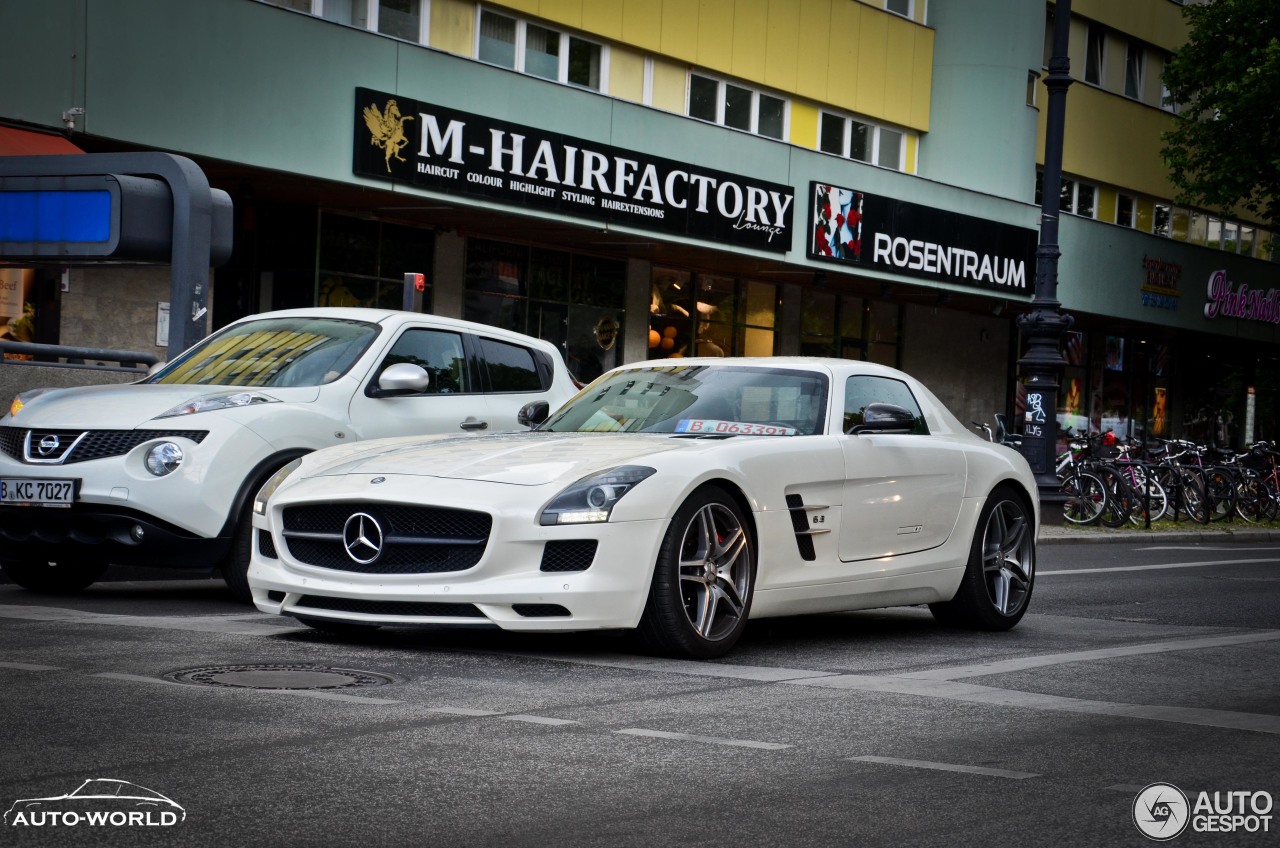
(342, 512, 384, 564)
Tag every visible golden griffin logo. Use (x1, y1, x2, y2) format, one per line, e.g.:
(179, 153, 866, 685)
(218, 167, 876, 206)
(363, 99, 414, 173)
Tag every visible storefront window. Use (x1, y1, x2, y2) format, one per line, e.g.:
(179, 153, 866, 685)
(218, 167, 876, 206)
(464, 238, 624, 383)
(317, 212, 433, 310)
(865, 300, 898, 365)
(649, 271, 777, 360)
(739, 281, 777, 357)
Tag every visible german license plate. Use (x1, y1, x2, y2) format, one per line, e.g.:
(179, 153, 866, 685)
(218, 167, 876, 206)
(0, 478, 78, 507)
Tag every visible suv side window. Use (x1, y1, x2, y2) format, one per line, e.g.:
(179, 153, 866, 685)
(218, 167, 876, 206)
(844, 375, 929, 434)
(377, 329, 469, 394)
(478, 337, 546, 393)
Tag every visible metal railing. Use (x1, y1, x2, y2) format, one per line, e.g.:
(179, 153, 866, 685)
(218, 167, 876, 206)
(0, 341, 160, 373)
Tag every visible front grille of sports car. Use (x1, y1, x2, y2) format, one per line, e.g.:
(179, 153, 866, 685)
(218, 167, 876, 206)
(295, 595, 485, 618)
(280, 503, 491, 574)
(539, 540, 597, 572)
(0, 427, 209, 465)
(257, 529, 278, 559)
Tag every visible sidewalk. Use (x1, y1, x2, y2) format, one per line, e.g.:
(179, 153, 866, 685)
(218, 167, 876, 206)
(1039, 521, 1280, 545)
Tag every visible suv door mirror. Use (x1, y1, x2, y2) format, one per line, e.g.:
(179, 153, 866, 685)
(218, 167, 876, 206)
(375, 363, 431, 396)
(518, 400, 550, 429)
(848, 402, 918, 435)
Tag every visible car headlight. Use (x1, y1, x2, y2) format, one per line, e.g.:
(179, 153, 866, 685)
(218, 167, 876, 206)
(144, 442, 184, 476)
(254, 458, 303, 515)
(155, 391, 279, 419)
(540, 465, 656, 526)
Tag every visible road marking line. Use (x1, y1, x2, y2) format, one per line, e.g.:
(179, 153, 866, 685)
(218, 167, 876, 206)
(0, 604, 308, 636)
(0, 661, 62, 671)
(787, 675, 1280, 735)
(1040, 557, 1280, 575)
(848, 755, 1038, 779)
(897, 631, 1280, 680)
(428, 706, 503, 716)
(507, 652, 838, 682)
(615, 728, 791, 750)
(503, 715, 580, 726)
(1139, 546, 1280, 551)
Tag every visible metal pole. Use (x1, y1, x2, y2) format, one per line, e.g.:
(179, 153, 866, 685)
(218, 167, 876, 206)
(1017, 0, 1075, 510)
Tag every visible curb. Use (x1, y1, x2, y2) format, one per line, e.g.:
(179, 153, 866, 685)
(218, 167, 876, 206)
(1039, 527, 1280, 545)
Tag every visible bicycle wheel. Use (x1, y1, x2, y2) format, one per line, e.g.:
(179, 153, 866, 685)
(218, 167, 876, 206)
(1205, 468, 1238, 522)
(1262, 478, 1280, 522)
(1234, 468, 1266, 523)
(1127, 474, 1168, 526)
(1061, 472, 1106, 525)
(1177, 469, 1210, 524)
(1092, 464, 1132, 528)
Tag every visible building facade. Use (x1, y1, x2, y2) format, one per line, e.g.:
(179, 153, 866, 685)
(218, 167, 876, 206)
(1, 0, 1277, 449)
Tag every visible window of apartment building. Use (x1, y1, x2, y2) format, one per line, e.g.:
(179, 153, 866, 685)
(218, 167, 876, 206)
(687, 73, 787, 140)
(1124, 39, 1145, 99)
(819, 111, 905, 171)
(1154, 203, 1172, 238)
(1117, 194, 1136, 228)
(477, 9, 604, 91)
(1187, 210, 1208, 245)
(1027, 71, 1040, 107)
(884, 0, 912, 19)
(1207, 216, 1224, 249)
(1061, 179, 1096, 218)
(1240, 227, 1257, 257)
(1158, 54, 1180, 113)
(1085, 25, 1105, 86)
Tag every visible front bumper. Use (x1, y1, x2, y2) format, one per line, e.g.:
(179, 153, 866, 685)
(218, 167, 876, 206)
(249, 480, 670, 632)
(0, 503, 229, 568)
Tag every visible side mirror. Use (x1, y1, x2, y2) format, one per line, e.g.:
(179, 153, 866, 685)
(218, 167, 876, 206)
(375, 363, 430, 396)
(849, 402, 919, 435)
(518, 400, 550, 429)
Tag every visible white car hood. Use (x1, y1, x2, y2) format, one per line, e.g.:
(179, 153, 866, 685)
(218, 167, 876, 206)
(312, 433, 686, 486)
(5, 383, 319, 429)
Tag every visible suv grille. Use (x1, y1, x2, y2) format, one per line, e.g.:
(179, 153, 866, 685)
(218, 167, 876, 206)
(281, 503, 491, 574)
(0, 427, 209, 465)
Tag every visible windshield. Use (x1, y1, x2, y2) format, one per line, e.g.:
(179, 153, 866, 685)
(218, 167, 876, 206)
(147, 317, 380, 387)
(542, 365, 828, 436)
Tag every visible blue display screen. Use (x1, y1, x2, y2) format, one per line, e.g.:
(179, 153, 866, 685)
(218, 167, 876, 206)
(0, 190, 112, 243)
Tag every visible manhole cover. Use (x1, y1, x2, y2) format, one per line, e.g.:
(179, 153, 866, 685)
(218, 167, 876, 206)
(165, 664, 395, 690)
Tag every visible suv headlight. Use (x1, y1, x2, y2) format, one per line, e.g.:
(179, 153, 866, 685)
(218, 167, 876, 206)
(144, 442, 184, 476)
(540, 465, 656, 525)
(155, 391, 279, 419)
(254, 458, 303, 515)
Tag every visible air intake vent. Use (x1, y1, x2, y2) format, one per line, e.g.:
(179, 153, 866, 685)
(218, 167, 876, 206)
(786, 494, 817, 561)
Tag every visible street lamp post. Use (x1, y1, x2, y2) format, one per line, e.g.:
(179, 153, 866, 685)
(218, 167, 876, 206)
(1018, 0, 1075, 506)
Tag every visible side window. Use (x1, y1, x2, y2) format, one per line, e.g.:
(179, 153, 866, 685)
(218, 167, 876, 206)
(378, 329, 468, 393)
(479, 337, 545, 393)
(843, 375, 928, 434)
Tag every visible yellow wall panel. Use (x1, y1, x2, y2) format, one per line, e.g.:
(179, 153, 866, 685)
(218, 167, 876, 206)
(796, 0, 832, 104)
(650, 57, 688, 112)
(762, 0, 800, 92)
(696, 0, 735, 69)
(609, 46, 645, 102)
(854, 8, 888, 118)
(659, 4, 699, 63)
(904, 133, 917, 174)
(880, 22, 914, 127)
(501, 0, 543, 18)
(537, 0, 584, 28)
(620, 0, 662, 51)
(822, 0, 862, 112)
(429, 0, 474, 56)
(790, 100, 819, 148)
(1061, 85, 1176, 200)
(579, 0, 623, 40)
(731, 0, 770, 82)
(909, 26, 932, 131)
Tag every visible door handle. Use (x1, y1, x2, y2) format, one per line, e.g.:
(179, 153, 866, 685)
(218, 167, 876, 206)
(459, 417, 489, 431)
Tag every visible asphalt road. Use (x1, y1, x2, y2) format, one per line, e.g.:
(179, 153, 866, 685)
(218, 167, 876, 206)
(2, 538, 1278, 847)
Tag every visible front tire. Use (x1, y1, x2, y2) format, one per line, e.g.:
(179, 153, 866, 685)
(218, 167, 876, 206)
(0, 558, 108, 593)
(219, 501, 254, 604)
(930, 486, 1035, 631)
(637, 486, 755, 659)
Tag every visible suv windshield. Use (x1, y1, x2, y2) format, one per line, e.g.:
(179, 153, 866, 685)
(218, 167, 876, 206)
(542, 365, 828, 436)
(147, 317, 380, 387)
